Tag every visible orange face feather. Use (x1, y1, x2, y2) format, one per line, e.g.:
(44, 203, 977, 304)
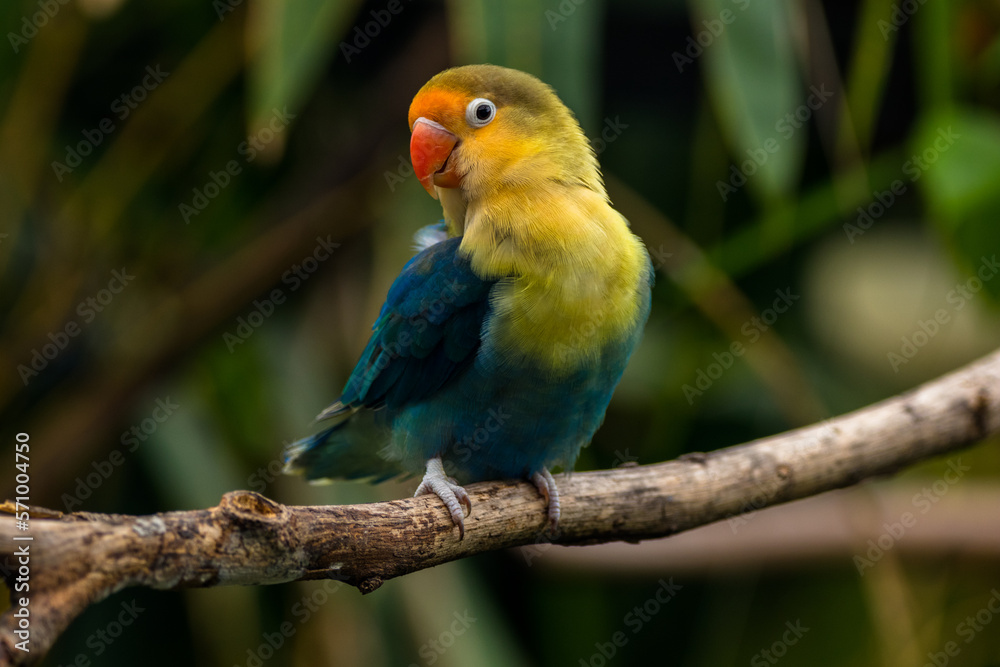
(407, 87, 468, 131)
(408, 89, 469, 197)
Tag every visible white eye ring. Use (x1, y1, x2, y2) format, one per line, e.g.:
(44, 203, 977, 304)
(465, 98, 496, 127)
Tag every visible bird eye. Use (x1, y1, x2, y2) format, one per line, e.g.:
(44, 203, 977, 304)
(465, 98, 496, 127)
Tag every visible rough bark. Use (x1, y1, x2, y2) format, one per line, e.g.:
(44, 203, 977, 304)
(1, 348, 998, 666)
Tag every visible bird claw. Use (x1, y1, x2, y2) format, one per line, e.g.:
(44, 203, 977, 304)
(531, 468, 561, 533)
(415, 457, 472, 539)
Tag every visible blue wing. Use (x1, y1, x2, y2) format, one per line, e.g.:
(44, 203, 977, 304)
(341, 236, 493, 409)
(284, 236, 495, 480)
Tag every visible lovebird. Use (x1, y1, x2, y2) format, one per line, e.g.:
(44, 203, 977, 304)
(284, 64, 653, 537)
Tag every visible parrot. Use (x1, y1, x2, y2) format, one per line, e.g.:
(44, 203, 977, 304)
(284, 64, 653, 538)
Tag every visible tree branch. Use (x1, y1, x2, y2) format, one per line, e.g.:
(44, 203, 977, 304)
(2, 348, 999, 665)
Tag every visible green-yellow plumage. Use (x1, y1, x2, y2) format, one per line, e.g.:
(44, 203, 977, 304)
(409, 65, 649, 374)
(285, 64, 653, 536)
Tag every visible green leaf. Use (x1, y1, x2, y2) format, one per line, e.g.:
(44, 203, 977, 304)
(915, 109, 1000, 215)
(247, 0, 362, 141)
(694, 0, 802, 203)
(915, 107, 1000, 301)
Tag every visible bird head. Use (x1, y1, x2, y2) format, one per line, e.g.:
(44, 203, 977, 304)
(407, 65, 603, 206)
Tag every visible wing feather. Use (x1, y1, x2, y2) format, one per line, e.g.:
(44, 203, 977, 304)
(329, 237, 494, 414)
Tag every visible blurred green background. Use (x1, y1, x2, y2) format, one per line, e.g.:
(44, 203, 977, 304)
(3, 0, 1000, 665)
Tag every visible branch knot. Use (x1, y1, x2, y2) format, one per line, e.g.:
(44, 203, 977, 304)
(220, 491, 286, 525)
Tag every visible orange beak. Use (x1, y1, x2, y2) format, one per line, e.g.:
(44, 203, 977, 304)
(410, 117, 460, 198)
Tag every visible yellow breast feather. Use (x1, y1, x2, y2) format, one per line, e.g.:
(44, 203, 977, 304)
(463, 184, 649, 375)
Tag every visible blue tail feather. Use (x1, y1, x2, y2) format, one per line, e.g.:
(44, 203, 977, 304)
(283, 413, 402, 483)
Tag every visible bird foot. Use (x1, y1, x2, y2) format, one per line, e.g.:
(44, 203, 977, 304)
(531, 468, 561, 533)
(415, 457, 472, 539)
